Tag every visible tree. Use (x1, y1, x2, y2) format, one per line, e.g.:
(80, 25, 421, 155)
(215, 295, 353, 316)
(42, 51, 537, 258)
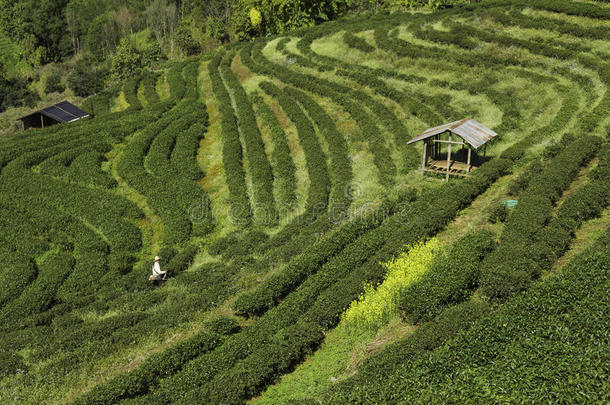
(0, 77, 39, 112)
(111, 38, 141, 81)
(0, 0, 71, 63)
(67, 58, 105, 97)
(86, 12, 121, 61)
(173, 21, 200, 56)
(192, 0, 233, 42)
(145, 0, 178, 57)
(44, 72, 65, 94)
(66, 0, 107, 55)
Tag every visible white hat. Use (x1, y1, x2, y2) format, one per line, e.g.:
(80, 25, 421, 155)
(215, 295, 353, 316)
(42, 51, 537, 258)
(154, 256, 160, 261)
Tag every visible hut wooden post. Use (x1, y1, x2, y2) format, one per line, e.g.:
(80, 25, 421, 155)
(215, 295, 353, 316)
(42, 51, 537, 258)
(421, 139, 428, 175)
(467, 146, 472, 173)
(40, 115, 44, 128)
(445, 132, 452, 182)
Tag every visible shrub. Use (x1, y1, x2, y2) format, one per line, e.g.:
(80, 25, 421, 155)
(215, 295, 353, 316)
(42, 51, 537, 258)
(205, 316, 241, 336)
(341, 238, 441, 331)
(488, 203, 508, 223)
(343, 31, 375, 53)
(398, 230, 496, 323)
(67, 59, 106, 97)
(0, 351, 26, 379)
(480, 136, 602, 301)
(44, 72, 65, 94)
(0, 76, 39, 112)
(507, 160, 543, 196)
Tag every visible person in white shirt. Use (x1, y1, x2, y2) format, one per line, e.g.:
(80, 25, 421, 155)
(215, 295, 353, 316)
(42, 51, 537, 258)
(150, 256, 167, 281)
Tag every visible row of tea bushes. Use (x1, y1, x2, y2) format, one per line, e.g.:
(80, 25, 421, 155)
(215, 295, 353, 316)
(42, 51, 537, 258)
(481, 135, 602, 300)
(220, 50, 277, 225)
(322, 228, 609, 403)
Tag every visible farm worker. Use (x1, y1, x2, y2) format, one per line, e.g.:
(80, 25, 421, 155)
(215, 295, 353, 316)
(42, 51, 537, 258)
(151, 256, 167, 280)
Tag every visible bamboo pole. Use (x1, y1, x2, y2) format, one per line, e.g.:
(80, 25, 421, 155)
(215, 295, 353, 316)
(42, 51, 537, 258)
(421, 139, 428, 175)
(446, 132, 452, 182)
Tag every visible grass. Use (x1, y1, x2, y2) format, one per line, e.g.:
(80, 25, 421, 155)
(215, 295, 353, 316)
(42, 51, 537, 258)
(1, 3, 608, 403)
(111, 91, 130, 113)
(156, 73, 171, 101)
(196, 62, 235, 236)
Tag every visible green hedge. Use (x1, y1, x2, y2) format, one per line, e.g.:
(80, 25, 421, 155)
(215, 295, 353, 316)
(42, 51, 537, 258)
(343, 31, 374, 53)
(399, 230, 496, 323)
(322, 228, 610, 403)
(208, 52, 252, 227)
(250, 92, 297, 207)
(220, 50, 277, 225)
(480, 135, 602, 300)
(135, 157, 510, 404)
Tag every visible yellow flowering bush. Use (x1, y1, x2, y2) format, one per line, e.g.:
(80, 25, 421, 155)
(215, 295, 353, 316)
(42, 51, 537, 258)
(341, 238, 441, 331)
(249, 8, 262, 27)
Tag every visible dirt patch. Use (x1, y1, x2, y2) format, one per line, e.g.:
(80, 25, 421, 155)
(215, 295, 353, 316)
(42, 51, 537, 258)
(231, 53, 254, 82)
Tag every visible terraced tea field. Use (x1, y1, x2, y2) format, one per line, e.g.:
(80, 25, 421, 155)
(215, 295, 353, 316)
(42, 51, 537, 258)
(0, 1, 608, 403)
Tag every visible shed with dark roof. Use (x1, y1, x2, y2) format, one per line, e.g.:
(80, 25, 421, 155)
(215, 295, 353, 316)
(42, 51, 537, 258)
(407, 118, 497, 181)
(18, 101, 90, 130)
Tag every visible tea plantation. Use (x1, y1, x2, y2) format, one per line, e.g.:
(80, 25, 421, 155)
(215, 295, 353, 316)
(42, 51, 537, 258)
(0, 1, 608, 403)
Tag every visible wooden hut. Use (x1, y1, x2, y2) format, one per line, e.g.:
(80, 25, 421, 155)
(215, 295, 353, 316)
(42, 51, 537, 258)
(18, 101, 90, 131)
(407, 118, 497, 181)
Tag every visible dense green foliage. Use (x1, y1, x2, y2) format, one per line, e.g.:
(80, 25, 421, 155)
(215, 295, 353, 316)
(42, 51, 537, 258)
(480, 135, 602, 300)
(322, 230, 610, 403)
(399, 230, 495, 322)
(1, 0, 608, 403)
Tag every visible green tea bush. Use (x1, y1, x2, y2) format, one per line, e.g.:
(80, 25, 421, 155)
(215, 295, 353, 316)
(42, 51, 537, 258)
(260, 81, 331, 212)
(507, 159, 543, 196)
(220, 50, 277, 225)
(481, 136, 602, 300)
(250, 92, 297, 207)
(323, 229, 610, 403)
(398, 230, 495, 323)
(324, 300, 491, 402)
(141, 158, 509, 404)
(284, 86, 352, 214)
(343, 31, 374, 53)
(208, 52, 252, 226)
(73, 331, 226, 405)
(487, 203, 508, 223)
(204, 316, 241, 336)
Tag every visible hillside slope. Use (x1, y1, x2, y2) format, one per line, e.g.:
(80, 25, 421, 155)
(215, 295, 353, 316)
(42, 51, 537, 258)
(0, 0, 608, 403)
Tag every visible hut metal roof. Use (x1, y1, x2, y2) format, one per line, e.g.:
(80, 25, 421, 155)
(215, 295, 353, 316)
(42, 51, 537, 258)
(407, 118, 497, 149)
(19, 101, 90, 123)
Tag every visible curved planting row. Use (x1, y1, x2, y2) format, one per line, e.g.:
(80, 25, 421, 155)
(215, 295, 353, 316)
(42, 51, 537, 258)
(123, 75, 142, 111)
(38, 142, 117, 189)
(140, 71, 160, 106)
(219, 50, 277, 225)
(481, 135, 603, 300)
(117, 102, 213, 245)
(88, 153, 510, 404)
(259, 81, 331, 215)
(283, 86, 352, 215)
(250, 92, 297, 207)
(242, 42, 396, 186)
(322, 228, 610, 403)
(208, 52, 251, 226)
